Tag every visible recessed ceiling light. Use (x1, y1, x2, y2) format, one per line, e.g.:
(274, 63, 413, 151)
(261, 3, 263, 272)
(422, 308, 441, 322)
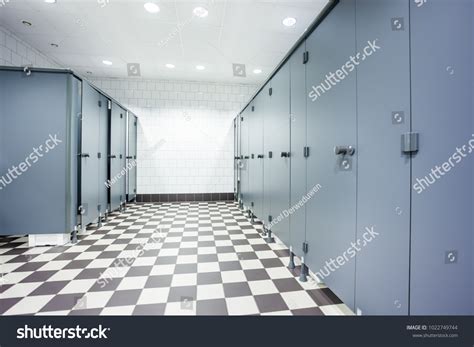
(102, 60, 113, 66)
(253, 68, 262, 74)
(165, 63, 175, 69)
(196, 65, 205, 71)
(193, 6, 208, 18)
(50, 43, 59, 48)
(44, 0, 56, 3)
(21, 20, 32, 27)
(144, 2, 160, 14)
(282, 17, 297, 27)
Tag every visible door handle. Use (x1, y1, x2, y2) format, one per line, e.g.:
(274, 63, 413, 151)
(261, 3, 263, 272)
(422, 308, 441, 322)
(79, 153, 90, 158)
(257, 154, 264, 159)
(108, 155, 117, 159)
(334, 146, 355, 156)
(126, 156, 133, 159)
(280, 152, 290, 158)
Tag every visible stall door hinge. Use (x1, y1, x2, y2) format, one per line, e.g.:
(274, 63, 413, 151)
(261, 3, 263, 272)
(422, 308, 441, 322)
(252, 106, 255, 112)
(98, 100, 102, 107)
(302, 242, 309, 254)
(97, 152, 101, 159)
(303, 146, 310, 158)
(241, 116, 244, 121)
(269, 88, 273, 96)
(268, 215, 273, 222)
(120, 113, 123, 119)
(303, 51, 309, 64)
(402, 132, 419, 153)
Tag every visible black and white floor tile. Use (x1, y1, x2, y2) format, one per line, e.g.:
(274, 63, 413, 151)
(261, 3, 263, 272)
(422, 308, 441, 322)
(0, 202, 353, 316)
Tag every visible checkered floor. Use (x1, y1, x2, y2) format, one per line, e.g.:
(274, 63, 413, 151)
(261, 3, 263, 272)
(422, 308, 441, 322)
(0, 202, 353, 316)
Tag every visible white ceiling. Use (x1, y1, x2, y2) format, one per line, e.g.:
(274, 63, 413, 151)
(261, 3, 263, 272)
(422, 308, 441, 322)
(0, 0, 329, 83)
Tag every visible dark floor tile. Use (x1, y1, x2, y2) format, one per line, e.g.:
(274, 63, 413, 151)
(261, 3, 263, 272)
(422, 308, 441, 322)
(197, 254, 218, 263)
(14, 262, 47, 272)
(198, 241, 215, 247)
(29, 281, 69, 296)
(252, 244, 271, 251)
(0, 297, 22, 314)
(126, 266, 153, 277)
(69, 308, 103, 315)
(307, 288, 343, 306)
(254, 293, 289, 313)
(167, 286, 197, 303)
(75, 268, 108, 280)
(106, 289, 142, 307)
(219, 261, 242, 272)
(133, 303, 166, 315)
(273, 249, 290, 258)
(178, 248, 198, 255)
(53, 253, 81, 261)
(196, 299, 228, 315)
(89, 278, 122, 292)
(63, 260, 93, 270)
(236, 252, 258, 260)
(244, 269, 270, 282)
(96, 251, 121, 259)
(223, 282, 252, 298)
(232, 239, 250, 246)
(155, 256, 178, 265)
(197, 272, 222, 285)
(40, 293, 85, 312)
(174, 264, 197, 274)
(291, 307, 324, 315)
(260, 258, 284, 268)
(216, 246, 235, 254)
(145, 275, 173, 288)
(21, 271, 56, 283)
(273, 278, 303, 292)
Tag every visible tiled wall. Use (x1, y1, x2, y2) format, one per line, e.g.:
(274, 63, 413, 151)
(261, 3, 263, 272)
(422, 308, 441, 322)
(90, 77, 257, 194)
(0, 26, 59, 68)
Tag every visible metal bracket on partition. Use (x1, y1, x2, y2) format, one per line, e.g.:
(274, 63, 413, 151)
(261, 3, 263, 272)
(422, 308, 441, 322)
(268, 151, 273, 159)
(97, 152, 101, 159)
(98, 100, 102, 108)
(120, 113, 123, 119)
(303, 51, 309, 64)
(401, 132, 419, 153)
(108, 100, 112, 110)
(302, 242, 309, 254)
(304, 146, 310, 158)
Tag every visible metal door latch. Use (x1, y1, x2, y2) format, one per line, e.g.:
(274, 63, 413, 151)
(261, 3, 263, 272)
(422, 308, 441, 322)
(334, 146, 355, 156)
(280, 152, 290, 158)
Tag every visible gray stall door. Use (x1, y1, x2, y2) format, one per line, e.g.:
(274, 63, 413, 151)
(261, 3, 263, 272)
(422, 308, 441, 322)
(127, 114, 137, 202)
(268, 64, 291, 246)
(262, 82, 273, 228)
(305, 0, 357, 310)
(239, 108, 250, 209)
(354, 0, 411, 315)
(410, 0, 473, 315)
(81, 83, 101, 225)
(289, 43, 307, 258)
(110, 102, 126, 211)
(98, 95, 109, 215)
(0, 70, 80, 235)
(252, 94, 265, 221)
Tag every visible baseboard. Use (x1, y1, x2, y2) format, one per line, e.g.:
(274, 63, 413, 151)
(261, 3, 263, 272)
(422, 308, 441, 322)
(28, 233, 70, 247)
(136, 193, 235, 203)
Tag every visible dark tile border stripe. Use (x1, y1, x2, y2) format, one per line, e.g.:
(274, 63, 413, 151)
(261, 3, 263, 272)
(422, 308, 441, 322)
(136, 193, 235, 203)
